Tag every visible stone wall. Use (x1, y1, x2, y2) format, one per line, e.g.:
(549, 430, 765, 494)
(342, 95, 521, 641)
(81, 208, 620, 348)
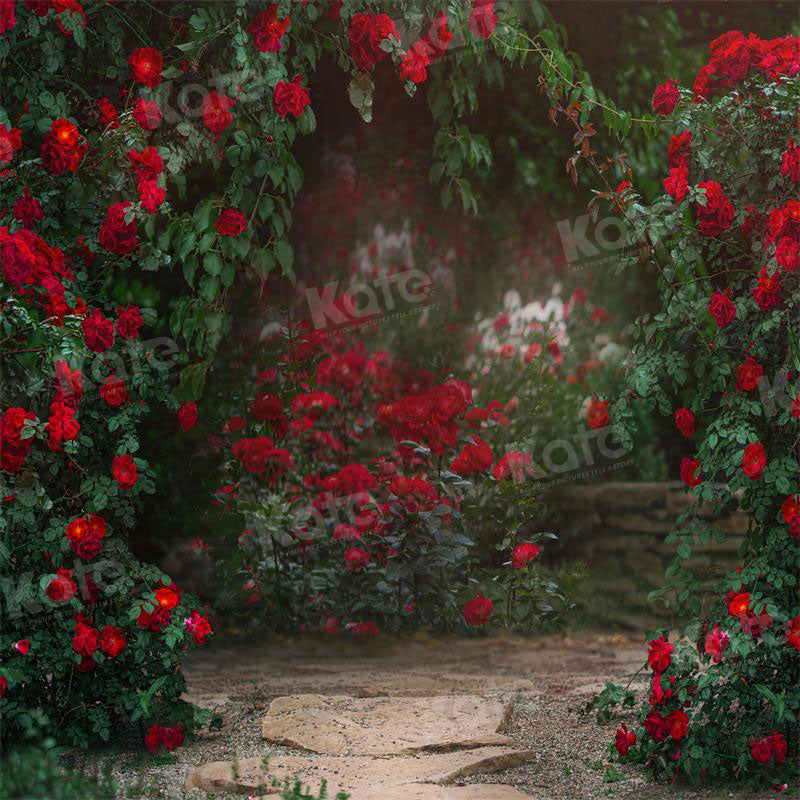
(541, 482, 748, 629)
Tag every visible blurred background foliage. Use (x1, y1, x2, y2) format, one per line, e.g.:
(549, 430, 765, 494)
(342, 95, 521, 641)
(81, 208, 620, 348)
(134, 0, 799, 620)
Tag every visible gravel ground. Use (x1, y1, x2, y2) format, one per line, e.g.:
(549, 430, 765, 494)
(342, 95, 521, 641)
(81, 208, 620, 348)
(74, 631, 777, 800)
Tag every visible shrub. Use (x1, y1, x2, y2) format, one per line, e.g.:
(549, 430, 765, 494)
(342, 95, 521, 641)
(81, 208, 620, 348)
(593, 31, 800, 788)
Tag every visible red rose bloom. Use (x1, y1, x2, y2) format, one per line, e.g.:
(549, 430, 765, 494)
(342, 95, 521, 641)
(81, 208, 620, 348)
(0, 123, 22, 164)
(72, 622, 98, 656)
(100, 625, 126, 657)
(45, 568, 77, 602)
(185, 609, 212, 644)
(399, 41, 431, 84)
(128, 146, 163, 180)
(511, 542, 540, 570)
(14, 639, 30, 655)
(81, 309, 115, 353)
(775, 236, 798, 272)
(750, 736, 773, 764)
(46, 399, 79, 451)
(129, 47, 163, 88)
(786, 616, 800, 651)
(736, 355, 763, 391)
(664, 166, 689, 204)
(344, 547, 370, 572)
(781, 138, 800, 182)
(615, 725, 636, 756)
(144, 725, 162, 753)
(586, 396, 610, 429)
(348, 12, 397, 70)
(451, 435, 493, 476)
(680, 457, 702, 488)
(667, 130, 692, 169)
(666, 709, 688, 741)
(99, 202, 138, 255)
(647, 636, 674, 673)
(132, 98, 162, 131)
(162, 724, 184, 751)
(138, 179, 165, 214)
(674, 407, 694, 437)
(215, 209, 247, 236)
(273, 75, 310, 118)
(463, 593, 493, 625)
(753, 266, 781, 310)
(100, 375, 127, 407)
(708, 289, 736, 327)
(97, 97, 120, 129)
(178, 402, 198, 431)
(652, 78, 679, 114)
(202, 91, 234, 133)
(247, 4, 289, 53)
(695, 180, 734, 237)
(0, 407, 37, 473)
(643, 710, 669, 743)
(742, 441, 766, 480)
(112, 454, 138, 489)
(116, 305, 143, 339)
(13, 188, 44, 228)
(0, 0, 16, 34)
(468, 0, 496, 40)
(728, 591, 751, 617)
(781, 495, 800, 538)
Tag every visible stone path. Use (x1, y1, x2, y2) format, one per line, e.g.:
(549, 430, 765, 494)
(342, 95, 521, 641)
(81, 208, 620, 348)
(77, 632, 774, 799)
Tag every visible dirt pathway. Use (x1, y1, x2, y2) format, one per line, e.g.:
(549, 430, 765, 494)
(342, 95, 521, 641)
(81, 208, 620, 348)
(81, 631, 774, 799)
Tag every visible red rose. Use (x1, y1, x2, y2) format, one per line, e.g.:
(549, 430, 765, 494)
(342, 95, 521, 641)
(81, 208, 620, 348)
(202, 91, 234, 133)
(99, 202, 138, 255)
(652, 78, 679, 114)
(749, 736, 773, 764)
(46, 568, 77, 602)
(100, 375, 127, 407)
(781, 495, 800, 538)
(14, 639, 30, 655)
(775, 236, 798, 272)
(81, 308, 115, 353)
(273, 75, 310, 118)
(112, 454, 138, 489)
(144, 724, 162, 753)
(781, 138, 800, 182)
(703, 624, 728, 663)
(0, 123, 22, 164)
(97, 97, 119, 129)
(468, 0, 496, 39)
(708, 289, 736, 327)
(772, 732, 787, 764)
(178, 402, 198, 431)
(463, 593, 493, 625)
(215, 209, 247, 236)
(116, 305, 143, 340)
(100, 625, 126, 657)
(615, 725, 636, 756)
(643, 710, 669, 742)
(674, 407, 694, 437)
(0, 407, 37, 473)
(72, 622, 98, 656)
(451, 435, 493, 476)
(344, 547, 370, 571)
(138, 179, 165, 214)
(647, 636, 674, 673)
(46, 399, 79, 451)
(511, 542, 540, 570)
(129, 47, 163, 88)
(586, 396, 610, 429)
(0, 0, 15, 34)
(664, 166, 689, 204)
(162, 725, 184, 751)
(667, 130, 692, 169)
(680, 457, 702, 488)
(247, 4, 289, 53)
(52, 117, 79, 149)
(0, 675, 6, 698)
(13, 188, 43, 228)
(155, 585, 179, 610)
(728, 591, 751, 617)
(399, 40, 431, 84)
(736, 355, 763, 391)
(132, 98, 163, 131)
(666, 709, 688, 741)
(753, 266, 781, 310)
(742, 441, 766, 480)
(786, 616, 800, 651)
(348, 12, 396, 70)
(695, 180, 734, 237)
(185, 609, 212, 644)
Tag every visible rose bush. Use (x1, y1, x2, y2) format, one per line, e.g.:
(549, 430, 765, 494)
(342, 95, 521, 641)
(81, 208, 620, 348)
(579, 31, 800, 788)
